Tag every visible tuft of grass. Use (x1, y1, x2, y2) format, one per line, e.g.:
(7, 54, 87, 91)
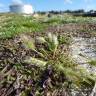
(21, 33, 96, 89)
(88, 60, 96, 66)
(58, 35, 71, 45)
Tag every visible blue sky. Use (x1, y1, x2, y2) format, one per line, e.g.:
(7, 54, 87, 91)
(0, 0, 96, 12)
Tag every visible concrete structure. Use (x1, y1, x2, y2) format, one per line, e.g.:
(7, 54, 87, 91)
(9, 4, 34, 14)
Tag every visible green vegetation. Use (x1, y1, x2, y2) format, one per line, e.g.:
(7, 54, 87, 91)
(0, 14, 46, 39)
(43, 15, 96, 25)
(88, 60, 96, 66)
(0, 13, 96, 95)
(0, 13, 96, 39)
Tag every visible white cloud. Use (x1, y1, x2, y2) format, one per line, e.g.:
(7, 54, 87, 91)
(64, 0, 73, 4)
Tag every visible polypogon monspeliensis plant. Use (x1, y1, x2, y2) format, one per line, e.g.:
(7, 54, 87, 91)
(19, 33, 96, 95)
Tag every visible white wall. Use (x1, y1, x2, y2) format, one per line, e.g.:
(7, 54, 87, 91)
(10, 4, 34, 14)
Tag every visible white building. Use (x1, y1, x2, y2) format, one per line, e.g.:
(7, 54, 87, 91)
(9, 4, 34, 14)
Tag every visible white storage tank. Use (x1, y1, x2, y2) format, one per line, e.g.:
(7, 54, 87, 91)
(9, 4, 34, 14)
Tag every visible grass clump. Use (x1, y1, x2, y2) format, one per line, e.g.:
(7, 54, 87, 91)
(18, 33, 95, 95)
(88, 60, 96, 66)
(58, 35, 71, 45)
